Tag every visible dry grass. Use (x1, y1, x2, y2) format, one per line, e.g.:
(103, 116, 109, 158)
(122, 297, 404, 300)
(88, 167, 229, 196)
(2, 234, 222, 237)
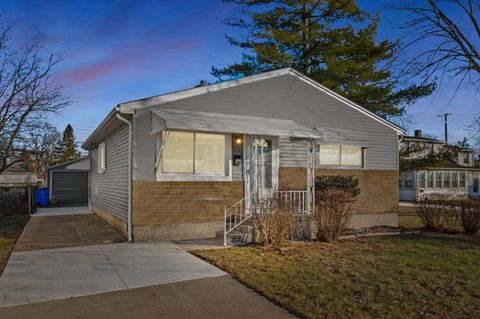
(0, 215, 29, 275)
(194, 233, 480, 319)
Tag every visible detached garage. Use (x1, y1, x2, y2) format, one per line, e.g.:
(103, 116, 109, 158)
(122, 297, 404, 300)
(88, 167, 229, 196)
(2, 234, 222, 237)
(48, 157, 90, 207)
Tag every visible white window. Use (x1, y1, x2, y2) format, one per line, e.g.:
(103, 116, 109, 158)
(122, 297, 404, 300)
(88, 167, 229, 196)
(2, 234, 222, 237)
(435, 171, 442, 188)
(459, 172, 466, 188)
(161, 131, 226, 175)
(426, 171, 434, 188)
(98, 142, 106, 174)
(417, 171, 426, 188)
(451, 172, 458, 188)
(319, 144, 340, 165)
(443, 171, 450, 188)
(319, 145, 362, 167)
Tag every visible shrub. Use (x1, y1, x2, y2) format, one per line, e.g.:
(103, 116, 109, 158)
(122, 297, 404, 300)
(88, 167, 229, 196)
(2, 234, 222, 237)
(253, 195, 294, 248)
(459, 200, 480, 236)
(315, 175, 360, 197)
(313, 190, 354, 242)
(415, 197, 458, 232)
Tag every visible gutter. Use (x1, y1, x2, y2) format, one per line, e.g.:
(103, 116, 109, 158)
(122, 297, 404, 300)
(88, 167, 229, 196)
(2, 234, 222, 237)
(115, 109, 133, 242)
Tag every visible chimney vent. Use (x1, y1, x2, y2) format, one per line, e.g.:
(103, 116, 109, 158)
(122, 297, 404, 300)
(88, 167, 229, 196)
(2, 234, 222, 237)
(414, 129, 422, 138)
(195, 80, 207, 88)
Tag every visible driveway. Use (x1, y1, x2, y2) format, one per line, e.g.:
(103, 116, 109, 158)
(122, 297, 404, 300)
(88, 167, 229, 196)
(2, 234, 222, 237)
(0, 213, 294, 318)
(0, 242, 225, 307)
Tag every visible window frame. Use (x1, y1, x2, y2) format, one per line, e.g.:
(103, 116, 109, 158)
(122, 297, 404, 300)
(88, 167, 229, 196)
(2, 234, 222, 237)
(318, 144, 364, 168)
(443, 171, 450, 188)
(459, 172, 466, 188)
(98, 142, 106, 174)
(156, 130, 232, 181)
(451, 171, 458, 188)
(417, 171, 426, 188)
(435, 171, 442, 188)
(426, 171, 434, 188)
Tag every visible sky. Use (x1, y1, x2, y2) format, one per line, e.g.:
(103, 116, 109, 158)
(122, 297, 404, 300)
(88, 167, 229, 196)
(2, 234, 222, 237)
(3, 0, 479, 145)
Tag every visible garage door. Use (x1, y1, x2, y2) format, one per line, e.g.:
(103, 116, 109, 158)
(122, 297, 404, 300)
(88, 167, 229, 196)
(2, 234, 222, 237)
(51, 171, 88, 206)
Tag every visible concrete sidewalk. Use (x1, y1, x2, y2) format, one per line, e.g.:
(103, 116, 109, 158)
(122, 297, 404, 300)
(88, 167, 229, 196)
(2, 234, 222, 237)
(0, 242, 225, 307)
(0, 276, 294, 319)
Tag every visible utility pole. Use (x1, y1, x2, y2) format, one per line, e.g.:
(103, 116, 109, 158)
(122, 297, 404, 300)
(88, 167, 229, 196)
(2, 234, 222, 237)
(437, 113, 452, 144)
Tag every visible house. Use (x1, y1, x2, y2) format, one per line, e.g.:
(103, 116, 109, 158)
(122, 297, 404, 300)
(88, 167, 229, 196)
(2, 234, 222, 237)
(0, 162, 37, 214)
(82, 68, 403, 242)
(48, 157, 90, 207)
(399, 130, 480, 201)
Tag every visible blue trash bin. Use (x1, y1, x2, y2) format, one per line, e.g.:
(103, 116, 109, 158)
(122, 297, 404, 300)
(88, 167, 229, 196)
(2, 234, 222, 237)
(36, 187, 49, 207)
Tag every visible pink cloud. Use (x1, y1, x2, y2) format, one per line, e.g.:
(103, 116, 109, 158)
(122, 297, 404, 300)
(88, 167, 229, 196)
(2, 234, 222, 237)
(56, 38, 200, 87)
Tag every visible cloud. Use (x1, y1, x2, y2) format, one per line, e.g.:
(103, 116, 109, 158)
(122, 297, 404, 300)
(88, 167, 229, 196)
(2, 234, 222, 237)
(56, 38, 200, 87)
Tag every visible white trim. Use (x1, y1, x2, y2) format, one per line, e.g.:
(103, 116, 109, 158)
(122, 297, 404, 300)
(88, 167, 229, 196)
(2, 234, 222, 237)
(98, 143, 106, 174)
(116, 68, 404, 134)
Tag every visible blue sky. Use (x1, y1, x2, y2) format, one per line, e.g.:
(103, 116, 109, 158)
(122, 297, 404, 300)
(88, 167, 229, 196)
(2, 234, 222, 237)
(3, 0, 478, 145)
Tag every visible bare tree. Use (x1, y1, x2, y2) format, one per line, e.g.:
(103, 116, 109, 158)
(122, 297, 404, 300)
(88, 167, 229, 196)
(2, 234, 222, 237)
(394, 0, 480, 86)
(21, 122, 60, 182)
(0, 26, 68, 174)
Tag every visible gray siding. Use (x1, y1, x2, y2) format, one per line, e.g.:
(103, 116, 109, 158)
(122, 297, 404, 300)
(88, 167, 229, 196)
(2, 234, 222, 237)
(154, 74, 399, 170)
(133, 110, 156, 181)
(91, 125, 129, 220)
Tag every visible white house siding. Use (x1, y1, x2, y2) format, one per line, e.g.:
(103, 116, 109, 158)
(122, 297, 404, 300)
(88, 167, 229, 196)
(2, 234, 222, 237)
(90, 125, 129, 221)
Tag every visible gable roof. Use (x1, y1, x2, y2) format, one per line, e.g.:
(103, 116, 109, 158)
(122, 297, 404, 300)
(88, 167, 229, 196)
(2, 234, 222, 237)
(117, 68, 404, 134)
(48, 156, 90, 170)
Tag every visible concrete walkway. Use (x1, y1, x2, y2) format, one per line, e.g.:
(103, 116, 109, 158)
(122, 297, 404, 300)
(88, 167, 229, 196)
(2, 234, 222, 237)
(15, 214, 125, 251)
(0, 276, 294, 319)
(0, 213, 294, 318)
(0, 242, 225, 307)
(34, 206, 90, 217)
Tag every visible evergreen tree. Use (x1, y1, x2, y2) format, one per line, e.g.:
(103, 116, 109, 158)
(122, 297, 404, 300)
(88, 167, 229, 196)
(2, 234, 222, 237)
(213, 0, 435, 119)
(53, 124, 81, 163)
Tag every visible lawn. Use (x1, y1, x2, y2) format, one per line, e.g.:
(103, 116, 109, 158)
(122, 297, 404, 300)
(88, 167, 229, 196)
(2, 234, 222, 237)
(0, 215, 29, 275)
(194, 233, 480, 319)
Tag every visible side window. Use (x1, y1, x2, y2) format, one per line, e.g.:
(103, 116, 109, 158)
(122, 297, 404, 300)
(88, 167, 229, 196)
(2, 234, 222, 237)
(98, 142, 106, 174)
(417, 171, 426, 188)
(474, 178, 479, 193)
(459, 172, 466, 188)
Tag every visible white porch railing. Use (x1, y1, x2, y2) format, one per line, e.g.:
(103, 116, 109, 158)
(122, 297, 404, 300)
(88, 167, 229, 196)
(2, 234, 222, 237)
(223, 197, 250, 245)
(223, 190, 309, 245)
(275, 190, 309, 214)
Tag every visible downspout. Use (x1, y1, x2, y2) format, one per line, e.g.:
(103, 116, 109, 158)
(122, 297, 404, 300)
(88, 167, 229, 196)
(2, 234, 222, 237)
(115, 111, 133, 242)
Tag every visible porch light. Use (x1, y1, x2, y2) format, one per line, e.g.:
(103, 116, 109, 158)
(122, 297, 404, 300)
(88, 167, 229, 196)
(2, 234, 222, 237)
(235, 136, 242, 144)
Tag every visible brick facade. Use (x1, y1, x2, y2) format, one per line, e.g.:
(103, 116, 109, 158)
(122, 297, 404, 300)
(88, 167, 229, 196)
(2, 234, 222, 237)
(132, 181, 244, 226)
(279, 168, 399, 215)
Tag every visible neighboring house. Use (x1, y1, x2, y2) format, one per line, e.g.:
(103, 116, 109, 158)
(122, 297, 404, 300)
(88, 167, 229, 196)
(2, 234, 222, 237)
(82, 68, 403, 241)
(0, 162, 37, 214)
(399, 130, 480, 201)
(0, 162, 37, 186)
(48, 157, 90, 207)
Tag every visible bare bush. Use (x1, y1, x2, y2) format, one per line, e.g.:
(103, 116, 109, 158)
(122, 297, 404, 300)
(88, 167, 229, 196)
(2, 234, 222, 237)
(459, 200, 480, 236)
(415, 197, 459, 232)
(313, 190, 354, 243)
(253, 195, 294, 248)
